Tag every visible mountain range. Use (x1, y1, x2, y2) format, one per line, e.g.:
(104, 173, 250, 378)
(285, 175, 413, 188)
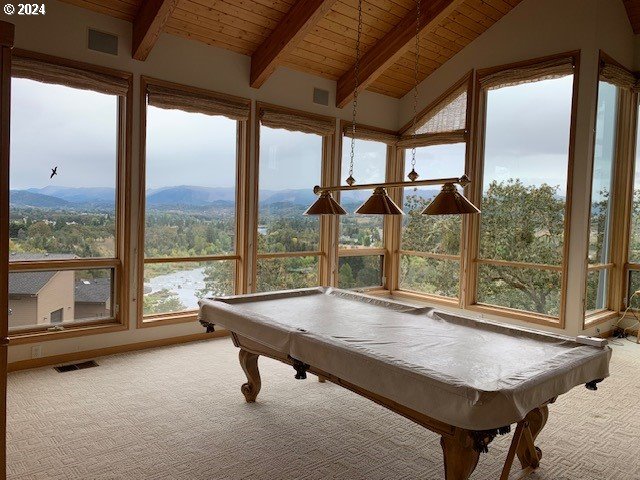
(10, 185, 440, 209)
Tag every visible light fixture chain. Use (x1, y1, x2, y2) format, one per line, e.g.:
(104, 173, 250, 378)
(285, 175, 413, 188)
(410, 0, 421, 170)
(348, 0, 363, 182)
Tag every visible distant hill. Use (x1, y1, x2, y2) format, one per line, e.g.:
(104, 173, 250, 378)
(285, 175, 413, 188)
(10, 190, 71, 208)
(28, 186, 115, 204)
(11, 185, 444, 210)
(146, 186, 236, 206)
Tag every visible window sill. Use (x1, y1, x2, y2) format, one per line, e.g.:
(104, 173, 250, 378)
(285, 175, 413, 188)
(9, 321, 127, 345)
(466, 303, 562, 328)
(138, 311, 199, 328)
(389, 289, 461, 308)
(583, 310, 618, 329)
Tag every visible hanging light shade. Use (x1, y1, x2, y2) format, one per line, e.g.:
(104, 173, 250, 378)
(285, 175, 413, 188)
(304, 190, 347, 215)
(422, 183, 480, 215)
(356, 187, 404, 215)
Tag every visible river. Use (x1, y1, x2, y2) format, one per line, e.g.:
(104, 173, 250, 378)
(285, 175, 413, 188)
(145, 267, 207, 310)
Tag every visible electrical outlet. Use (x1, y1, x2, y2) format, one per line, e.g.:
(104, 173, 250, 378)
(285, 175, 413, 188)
(31, 345, 42, 359)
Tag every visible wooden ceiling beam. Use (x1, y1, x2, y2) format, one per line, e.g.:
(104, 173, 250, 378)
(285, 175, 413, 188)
(132, 0, 180, 61)
(335, 0, 463, 108)
(250, 0, 339, 88)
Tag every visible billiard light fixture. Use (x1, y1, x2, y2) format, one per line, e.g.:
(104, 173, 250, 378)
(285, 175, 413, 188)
(305, 0, 480, 217)
(305, 174, 479, 216)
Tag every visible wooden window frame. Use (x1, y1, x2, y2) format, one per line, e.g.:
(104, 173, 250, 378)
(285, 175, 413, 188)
(253, 102, 335, 292)
(612, 54, 640, 324)
(583, 52, 637, 327)
(390, 73, 473, 309)
(8, 50, 132, 344)
(137, 77, 250, 328)
(335, 120, 396, 292)
(466, 51, 581, 328)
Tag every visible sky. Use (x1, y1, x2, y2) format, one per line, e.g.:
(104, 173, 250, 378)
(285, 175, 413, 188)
(483, 75, 573, 194)
(10, 78, 117, 190)
(9, 74, 611, 195)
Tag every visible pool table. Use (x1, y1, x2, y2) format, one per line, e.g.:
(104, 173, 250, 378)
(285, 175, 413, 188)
(198, 288, 611, 480)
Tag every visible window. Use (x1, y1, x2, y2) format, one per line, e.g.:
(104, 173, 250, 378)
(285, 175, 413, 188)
(50, 309, 63, 324)
(8, 53, 130, 335)
(586, 80, 618, 314)
(400, 144, 465, 298)
(628, 93, 640, 307)
(337, 128, 390, 290)
(396, 76, 470, 302)
(255, 105, 333, 292)
(140, 79, 249, 321)
(474, 57, 576, 321)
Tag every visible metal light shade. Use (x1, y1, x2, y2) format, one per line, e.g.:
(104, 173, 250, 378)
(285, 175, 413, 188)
(355, 187, 404, 215)
(422, 183, 480, 215)
(304, 190, 347, 215)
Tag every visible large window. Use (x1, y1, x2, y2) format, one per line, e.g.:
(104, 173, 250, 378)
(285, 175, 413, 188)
(400, 144, 465, 298)
(628, 91, 640, 305)
(586, 80, 618, 314)
(337, 130, 389, 290)
(396, 77, 469, 302)
(140, 79, 248, 322)
(8, 53, 130, 335)
(474, 58, 576, 321)
(256, 105, 333, 292)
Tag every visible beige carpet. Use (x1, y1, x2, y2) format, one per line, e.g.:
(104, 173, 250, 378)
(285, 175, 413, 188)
(7, 337, 640, 480)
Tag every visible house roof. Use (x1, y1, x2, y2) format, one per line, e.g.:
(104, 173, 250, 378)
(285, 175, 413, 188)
(9, 252, 77, 261)
(8, 253, 77, 295)
(74, 278, 112, 304)
(9, 271, 58, 295)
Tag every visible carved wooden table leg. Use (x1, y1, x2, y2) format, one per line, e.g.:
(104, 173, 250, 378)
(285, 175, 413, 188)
(516, 404, 549, 469)
(440, 430, 481, 480)
(239, 349, 261, 403)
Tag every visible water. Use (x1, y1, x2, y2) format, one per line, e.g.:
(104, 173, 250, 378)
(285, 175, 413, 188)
(145, 267, 207, 310)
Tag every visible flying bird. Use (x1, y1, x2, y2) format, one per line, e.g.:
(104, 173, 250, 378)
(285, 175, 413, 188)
(50, 166, 58, 179)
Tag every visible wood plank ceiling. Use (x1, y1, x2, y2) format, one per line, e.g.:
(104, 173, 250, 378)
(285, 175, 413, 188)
(61, 0, 523, 103)
(624, 0, 640, 34)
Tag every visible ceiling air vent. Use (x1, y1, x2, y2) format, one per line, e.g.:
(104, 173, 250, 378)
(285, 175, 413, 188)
(313, 87, 329, 106)
(88, 29, 118, 56)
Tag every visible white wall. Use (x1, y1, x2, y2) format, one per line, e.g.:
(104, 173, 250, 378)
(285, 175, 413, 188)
(396, 0, 635, 338)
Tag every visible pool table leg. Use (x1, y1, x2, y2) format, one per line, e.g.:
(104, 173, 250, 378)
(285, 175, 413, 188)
(516, 404, 549, 469)
(440, 430, 480, 480)
(239, 349, 261, 403)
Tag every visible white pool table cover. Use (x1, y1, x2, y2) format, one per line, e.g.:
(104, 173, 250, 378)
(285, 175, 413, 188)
(198, 288, 611, 431)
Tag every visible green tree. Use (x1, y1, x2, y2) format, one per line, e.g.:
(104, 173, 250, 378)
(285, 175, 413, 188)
(143, 289, 185, 315)
(338, 262, 355, 289)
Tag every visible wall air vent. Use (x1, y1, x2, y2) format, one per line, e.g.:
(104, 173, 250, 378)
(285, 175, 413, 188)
(54, 360, 99, 373)
(313, 87, 330, 106)
(88, 29, 118, 56)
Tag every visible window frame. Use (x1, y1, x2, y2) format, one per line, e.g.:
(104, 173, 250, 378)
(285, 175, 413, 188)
(137, 76, 250, 327)
(334, 120, 396, 292)
(582, 53, 635, 326)
(466, 51, 581, 327)
(391, 72, 473, 308)
(8, 50, 132, 344)
(252, 102, 335, 292)
(608, 54, 640, 327)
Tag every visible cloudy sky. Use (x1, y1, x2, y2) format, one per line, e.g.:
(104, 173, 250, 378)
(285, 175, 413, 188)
(10, 75, 595, 195)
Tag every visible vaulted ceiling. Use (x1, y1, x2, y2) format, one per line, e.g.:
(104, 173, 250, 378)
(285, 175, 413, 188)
(624, 0, 640, 33)
(62, 0, 523, 104)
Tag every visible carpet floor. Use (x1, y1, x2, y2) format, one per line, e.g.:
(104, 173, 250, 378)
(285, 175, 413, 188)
(6, 337, 640, 479)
